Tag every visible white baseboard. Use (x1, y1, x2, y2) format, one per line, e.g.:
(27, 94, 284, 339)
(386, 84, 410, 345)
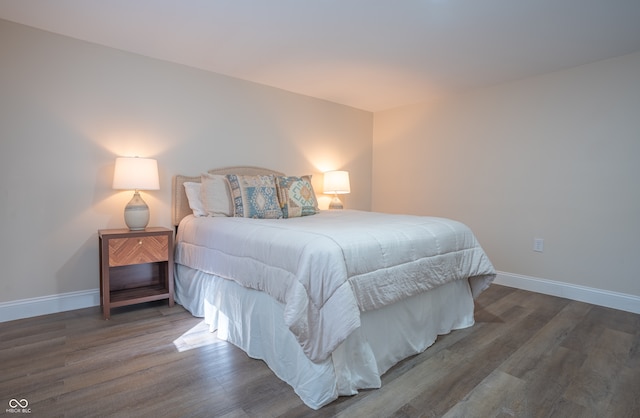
(0, 289, 100, 323)
(2, 273, 638, 323)
(495, 271, 640, 314)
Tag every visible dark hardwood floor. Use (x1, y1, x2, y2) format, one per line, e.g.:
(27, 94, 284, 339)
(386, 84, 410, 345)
(1, 284, 638, 417)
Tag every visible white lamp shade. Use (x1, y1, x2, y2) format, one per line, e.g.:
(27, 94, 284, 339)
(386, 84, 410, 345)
(112, 157, 159, 190)
(323, 170, 351, 194)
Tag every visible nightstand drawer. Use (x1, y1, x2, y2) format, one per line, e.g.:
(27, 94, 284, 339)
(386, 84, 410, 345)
(108, 235, 169, 266)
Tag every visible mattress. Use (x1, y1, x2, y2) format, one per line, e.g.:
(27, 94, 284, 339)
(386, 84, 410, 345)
(175, 210, 495, 362)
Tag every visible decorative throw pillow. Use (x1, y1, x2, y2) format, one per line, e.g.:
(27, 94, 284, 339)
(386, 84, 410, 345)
(226, 174, 283, 219)
(200, 173, 233, 217)
(183, 182, 207, 217)
(276, 175, 319, 218)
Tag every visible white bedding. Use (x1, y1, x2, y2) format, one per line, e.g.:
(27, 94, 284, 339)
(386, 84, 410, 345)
(175, 264, 477, 409)
(175, 210, 495, 362)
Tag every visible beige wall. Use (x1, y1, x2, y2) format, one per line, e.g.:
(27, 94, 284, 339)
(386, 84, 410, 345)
(0, 20, 372, 304)
(2, 17, 638, 312)
(373, 52, 640, 297)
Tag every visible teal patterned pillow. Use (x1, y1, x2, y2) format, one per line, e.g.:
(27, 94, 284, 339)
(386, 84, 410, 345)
(276, 175, 319, 218)
(226, 174, 283, 219)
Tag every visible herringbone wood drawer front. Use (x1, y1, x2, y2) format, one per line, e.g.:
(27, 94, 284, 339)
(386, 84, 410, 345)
(108, 235, 169, 266)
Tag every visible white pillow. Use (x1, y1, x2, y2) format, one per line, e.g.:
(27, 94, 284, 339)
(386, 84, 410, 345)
(183, 182, 207, 217)
(201, 173, 233, 217)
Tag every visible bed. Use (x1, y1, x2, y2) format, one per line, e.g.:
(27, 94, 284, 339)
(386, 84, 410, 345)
(172, 166, 496, 409)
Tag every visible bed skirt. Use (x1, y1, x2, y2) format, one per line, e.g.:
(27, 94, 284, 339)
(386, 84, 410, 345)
(175, 263, 476, 409)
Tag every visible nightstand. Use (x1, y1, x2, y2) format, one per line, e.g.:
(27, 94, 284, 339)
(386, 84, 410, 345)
(98, 227, 174, 319)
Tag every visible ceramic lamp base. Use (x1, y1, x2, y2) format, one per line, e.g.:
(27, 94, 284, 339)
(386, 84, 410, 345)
(123, 191, 150, 230)
(328, 195, 344, 210)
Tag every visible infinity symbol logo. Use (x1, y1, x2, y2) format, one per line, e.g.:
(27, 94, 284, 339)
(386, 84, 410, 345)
(9, 399, 28, 408)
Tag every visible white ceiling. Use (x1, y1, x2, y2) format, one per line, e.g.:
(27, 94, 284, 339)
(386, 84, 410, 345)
(2, 0, 640, 112)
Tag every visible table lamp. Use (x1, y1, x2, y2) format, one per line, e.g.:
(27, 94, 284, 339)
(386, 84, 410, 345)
(323, 170, 350, 210)
(112, 157, 159, 230)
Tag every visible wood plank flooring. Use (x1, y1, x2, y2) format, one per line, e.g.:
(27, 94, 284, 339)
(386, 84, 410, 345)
(1, 285, 638, 417)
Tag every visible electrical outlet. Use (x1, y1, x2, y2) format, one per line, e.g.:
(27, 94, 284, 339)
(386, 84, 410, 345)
(533, 238, 544, 252)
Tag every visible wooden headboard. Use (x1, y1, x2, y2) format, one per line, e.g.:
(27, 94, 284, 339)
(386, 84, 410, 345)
(172, 166, 285, 226)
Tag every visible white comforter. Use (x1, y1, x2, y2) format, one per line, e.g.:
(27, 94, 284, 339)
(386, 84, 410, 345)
(175, 210, 495, 362)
